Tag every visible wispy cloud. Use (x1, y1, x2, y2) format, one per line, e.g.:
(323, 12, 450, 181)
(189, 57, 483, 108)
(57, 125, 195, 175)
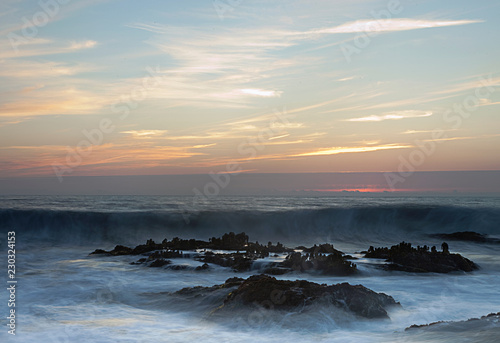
(0, 39, 99, 59)
(292, 143, 411, 157)
(121, 130, 168, 138)
(309, 18, 483, 35)
(68, 40, 98, 50)
(240, 89, 282, 97)
(346, 110, 433, 122)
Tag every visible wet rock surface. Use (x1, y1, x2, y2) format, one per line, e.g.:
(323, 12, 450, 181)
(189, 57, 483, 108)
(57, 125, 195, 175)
(364, 242, 478, 273)
(90, 234, 477, 275)
(265, 249, 357, 276)
(90, 233, 356, 275)
(174, 275, 400, 319)
(405, 312, 500, 331)
(429, 231, 500, 244)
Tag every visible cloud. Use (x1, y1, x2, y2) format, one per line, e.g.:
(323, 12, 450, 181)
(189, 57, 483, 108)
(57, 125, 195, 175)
(310, 18, 483, 35)
(125, 24, 310, 108)
(346, 110, 433, 122)
(121, 130, 167, 138)
(69, 40, 98, 50)
(240, 88, 282, 97)
(0, 39, 99, 59)
(293, 143, 411, 157)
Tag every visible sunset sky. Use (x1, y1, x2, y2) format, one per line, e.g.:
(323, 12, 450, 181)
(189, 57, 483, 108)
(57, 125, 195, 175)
(1, 0, 499, 193)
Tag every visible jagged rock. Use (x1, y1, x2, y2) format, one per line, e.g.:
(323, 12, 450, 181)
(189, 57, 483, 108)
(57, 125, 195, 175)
(147, 250, 183, 260)
(207, 275, 400, 319)
(302, 243, 343, 254)
(91, 243, 156, 256)
(264, 250, 357, 276)
(196, 251, 255, 272)
(90, 232, 293, 259)
(365, 242, 478, 273)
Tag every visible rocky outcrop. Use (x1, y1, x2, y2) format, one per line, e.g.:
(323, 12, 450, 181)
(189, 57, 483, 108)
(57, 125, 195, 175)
(148, 258, 171, 268)
(364, 242, 478, 273)
(279, 251, 357, 275)
(429, 231, 500, 244)
(174, 275, 400, 319)
(90, 232, 292, 257)
(263, 245, 357, 276)
(406, 312, 500, 331)
(173, 277, 244, 298)
(195, 251, 255, 272)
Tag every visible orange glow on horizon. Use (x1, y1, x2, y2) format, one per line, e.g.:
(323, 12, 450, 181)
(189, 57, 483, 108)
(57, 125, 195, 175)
(305, 188, 441, 193)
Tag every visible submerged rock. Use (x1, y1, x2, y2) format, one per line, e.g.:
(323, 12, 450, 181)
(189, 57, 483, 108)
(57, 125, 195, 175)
(364, 241, 478, 273)
(148, 259, 171, 268)
(405, 312, 500, 331)
(90, 245, 133, 256)
(175, 275, 400, 319)
(195, 263, 210, 271)
(430, 231, 500, 244)
(173, 277, 244, 298)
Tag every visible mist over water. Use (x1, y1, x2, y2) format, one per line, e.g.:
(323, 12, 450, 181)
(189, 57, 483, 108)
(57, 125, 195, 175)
(1, 195, 499, 342)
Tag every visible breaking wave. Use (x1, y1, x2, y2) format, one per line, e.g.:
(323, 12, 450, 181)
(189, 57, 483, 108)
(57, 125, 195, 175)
(1, 204, 499, 246)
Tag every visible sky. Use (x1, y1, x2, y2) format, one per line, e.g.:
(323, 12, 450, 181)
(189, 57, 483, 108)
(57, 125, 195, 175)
(0, 0, 499, 194)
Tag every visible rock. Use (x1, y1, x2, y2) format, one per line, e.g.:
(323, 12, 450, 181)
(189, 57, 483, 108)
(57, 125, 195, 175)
(168, 265, 188, 271)
(262, 267, 290, 275)
(108, 245, 133, 255)
(90, 244, 150, 256)
(364, 241, 478, 273)
(195, 263, 210, 271)
(173, 277, 244, 298)
(148, 259, 171, 268)
(147, 250, 183, 260)
(406, 312, 500, 331)
(90, 249, 110, 255)
(271, 250, 357, 276)
(429, 231, 500, 244)
(130, 258, 147, 265)
(196, 251, 255, 272)
(302, 243, 343, 254)
(211, 275, 400, 319)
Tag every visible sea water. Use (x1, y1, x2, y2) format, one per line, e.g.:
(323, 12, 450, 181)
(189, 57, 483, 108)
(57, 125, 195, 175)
(0, 195, 499, 342)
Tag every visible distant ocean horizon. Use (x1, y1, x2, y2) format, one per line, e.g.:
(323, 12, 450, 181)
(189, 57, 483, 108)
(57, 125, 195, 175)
(1, 170, 500, 196)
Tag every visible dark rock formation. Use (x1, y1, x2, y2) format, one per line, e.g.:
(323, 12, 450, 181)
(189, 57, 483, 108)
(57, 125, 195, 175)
(301, 243, 343, 254)
(90, 245, 133, 256)
(405, 312, 500, 331)
(176, 275, 400, 319)
(90, 232, 293, 258)
(430, 231, 500, 244)
(195, 263, 210, 271)
(196, 251, 255, 272)
(263, 246, 357, 276)
(173, 277, 244, 298)
(148, 259, 171, 268)
(282, 251, 357, 275)
(364, 242, 478, 273)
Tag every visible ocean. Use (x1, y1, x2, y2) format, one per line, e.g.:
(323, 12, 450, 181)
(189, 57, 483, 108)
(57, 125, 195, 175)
(1, 195, 499, 342)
